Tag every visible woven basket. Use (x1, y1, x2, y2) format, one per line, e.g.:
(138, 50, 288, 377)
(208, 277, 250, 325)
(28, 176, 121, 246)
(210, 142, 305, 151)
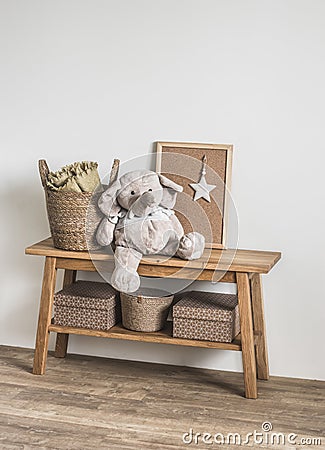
(39, 159, 104, 251)
(121, 288, 174, 332)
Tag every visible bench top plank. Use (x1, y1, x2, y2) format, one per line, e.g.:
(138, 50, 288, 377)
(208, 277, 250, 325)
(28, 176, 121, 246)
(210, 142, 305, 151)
(25, 238, 281, 274)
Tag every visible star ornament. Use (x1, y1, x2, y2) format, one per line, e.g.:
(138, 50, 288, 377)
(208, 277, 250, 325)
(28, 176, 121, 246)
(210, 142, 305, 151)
(189, 155, 216, 203)
(190, 178, 216, 202)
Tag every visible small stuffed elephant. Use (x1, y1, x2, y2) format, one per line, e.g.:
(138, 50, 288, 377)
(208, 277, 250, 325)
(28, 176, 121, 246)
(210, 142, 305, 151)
(96, 170, 205, 293)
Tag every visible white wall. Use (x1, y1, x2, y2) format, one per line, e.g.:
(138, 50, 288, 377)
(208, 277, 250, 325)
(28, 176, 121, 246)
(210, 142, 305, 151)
(0, 0, 324, 380)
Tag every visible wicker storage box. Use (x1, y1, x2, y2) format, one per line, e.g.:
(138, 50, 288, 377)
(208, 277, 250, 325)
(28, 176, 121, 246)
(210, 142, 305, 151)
(54, 281, 120, 331)
(121, 288, 174, 332)
(39, 160, 103, 251)
(173, 291, 240, 343)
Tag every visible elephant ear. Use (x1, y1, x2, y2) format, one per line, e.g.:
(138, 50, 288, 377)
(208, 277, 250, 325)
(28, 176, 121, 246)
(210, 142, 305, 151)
(158, 174, 183, 209)
(98, 179, 122, 217)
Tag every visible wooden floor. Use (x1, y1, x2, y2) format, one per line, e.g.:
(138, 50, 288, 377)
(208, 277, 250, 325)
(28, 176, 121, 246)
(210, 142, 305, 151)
(0, 346, 324, 449)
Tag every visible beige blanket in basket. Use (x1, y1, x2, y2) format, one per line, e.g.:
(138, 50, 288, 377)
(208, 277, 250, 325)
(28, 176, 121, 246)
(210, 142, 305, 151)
(47, 161, 101, 192)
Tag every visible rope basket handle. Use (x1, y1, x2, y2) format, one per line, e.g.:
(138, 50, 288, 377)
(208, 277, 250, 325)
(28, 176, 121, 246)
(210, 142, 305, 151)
(38, 159, 50, 189)
(109, 158, 120, 185)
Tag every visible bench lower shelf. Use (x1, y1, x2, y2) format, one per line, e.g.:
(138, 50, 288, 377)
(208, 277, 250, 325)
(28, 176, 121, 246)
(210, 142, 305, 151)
(48, 322, 255, 351)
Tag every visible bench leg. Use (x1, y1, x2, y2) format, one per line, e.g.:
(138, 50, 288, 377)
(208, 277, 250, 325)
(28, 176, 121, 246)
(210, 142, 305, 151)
(236, 272, 257, 399)
(54, 269, 77, 358)
(33, 257, 57, 375)
(251, 274, 269, 380)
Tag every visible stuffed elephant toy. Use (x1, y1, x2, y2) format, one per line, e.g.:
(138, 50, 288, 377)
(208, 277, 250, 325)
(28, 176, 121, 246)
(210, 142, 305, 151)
(96, 169, 205, 293)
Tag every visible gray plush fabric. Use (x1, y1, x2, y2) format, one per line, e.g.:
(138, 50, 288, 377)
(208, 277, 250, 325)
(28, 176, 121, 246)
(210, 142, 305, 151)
(96, 169, 205, 293)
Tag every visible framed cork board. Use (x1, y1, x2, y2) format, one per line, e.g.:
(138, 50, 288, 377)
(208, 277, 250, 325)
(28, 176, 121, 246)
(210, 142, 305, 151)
(156, 142, 233, 249)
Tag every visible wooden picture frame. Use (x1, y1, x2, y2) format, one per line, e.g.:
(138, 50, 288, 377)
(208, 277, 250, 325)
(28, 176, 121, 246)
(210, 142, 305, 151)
(156, 142, 233, 249)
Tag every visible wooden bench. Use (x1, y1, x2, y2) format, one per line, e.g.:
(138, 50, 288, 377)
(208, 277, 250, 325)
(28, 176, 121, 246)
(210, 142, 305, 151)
(25, 237, 281, 399)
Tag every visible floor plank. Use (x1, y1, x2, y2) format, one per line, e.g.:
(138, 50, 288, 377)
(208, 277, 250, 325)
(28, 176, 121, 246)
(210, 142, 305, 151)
(0, 346, 323, 449)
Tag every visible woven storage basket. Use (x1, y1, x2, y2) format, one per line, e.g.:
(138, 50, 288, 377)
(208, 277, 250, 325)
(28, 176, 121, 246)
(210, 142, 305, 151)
(121, 288, 174, 332)
(39, 159, 103, 251)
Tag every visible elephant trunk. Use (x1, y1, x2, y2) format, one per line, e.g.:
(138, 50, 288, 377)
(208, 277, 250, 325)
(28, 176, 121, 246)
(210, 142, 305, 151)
(129, 192, 158, 217)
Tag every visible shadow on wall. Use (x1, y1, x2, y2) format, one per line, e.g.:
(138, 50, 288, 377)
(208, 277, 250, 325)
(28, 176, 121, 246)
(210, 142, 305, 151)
(0, 177, 53, 345)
